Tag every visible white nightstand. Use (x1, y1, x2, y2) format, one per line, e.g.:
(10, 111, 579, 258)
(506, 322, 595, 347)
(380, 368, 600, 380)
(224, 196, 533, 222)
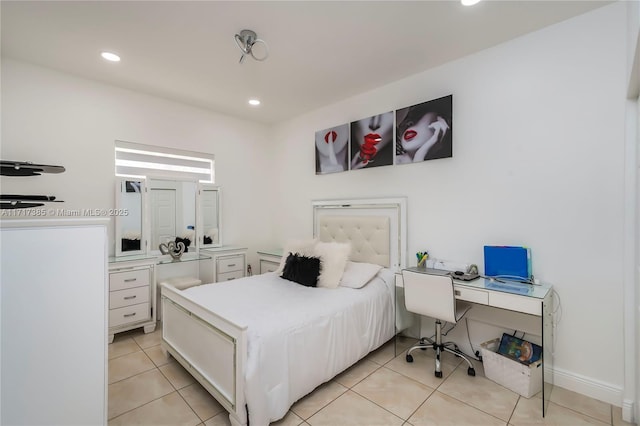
(257, 248, 283, 274)
(200, 246, 248, 283)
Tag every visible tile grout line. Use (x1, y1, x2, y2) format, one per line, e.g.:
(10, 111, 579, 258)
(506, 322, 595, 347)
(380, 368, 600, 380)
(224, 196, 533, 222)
(108, 347, 157, 386)
(147, 342, 208, 424)
(506, 395, 520, 425)
(347, 355, 462, 424)
(544, 399, 614, 426)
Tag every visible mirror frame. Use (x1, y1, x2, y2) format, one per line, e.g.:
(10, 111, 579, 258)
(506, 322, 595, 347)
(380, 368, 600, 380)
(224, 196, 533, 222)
(197, 184, 222, 248)
(147, 177, 199, 255)
(115, 177, 148, 257)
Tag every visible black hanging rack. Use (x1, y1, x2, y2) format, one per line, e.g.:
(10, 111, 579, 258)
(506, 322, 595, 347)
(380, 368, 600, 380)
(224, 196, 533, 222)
(1, 160, 66, 209)
(1, 160, 66, 176)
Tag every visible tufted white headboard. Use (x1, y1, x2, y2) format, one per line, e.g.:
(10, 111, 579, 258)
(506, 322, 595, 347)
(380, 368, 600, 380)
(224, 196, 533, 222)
(318, 215, 390, 267)
(312, 198, 407, 271)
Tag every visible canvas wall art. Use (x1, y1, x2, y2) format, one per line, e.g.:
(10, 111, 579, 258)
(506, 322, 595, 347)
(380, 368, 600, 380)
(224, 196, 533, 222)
(350, 111, 394, 170)
(315, 124, 350, 174)
(395, 95, 453, 164)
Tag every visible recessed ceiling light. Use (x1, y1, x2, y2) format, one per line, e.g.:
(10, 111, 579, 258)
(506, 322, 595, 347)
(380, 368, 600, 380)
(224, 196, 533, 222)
(248, 99, 261, 106)
(461, 0, 482, 5)
(101, 52, 121, 62)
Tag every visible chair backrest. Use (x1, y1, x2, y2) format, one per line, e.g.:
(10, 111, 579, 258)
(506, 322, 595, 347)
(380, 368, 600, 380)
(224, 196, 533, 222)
(402, 270, 457, 323)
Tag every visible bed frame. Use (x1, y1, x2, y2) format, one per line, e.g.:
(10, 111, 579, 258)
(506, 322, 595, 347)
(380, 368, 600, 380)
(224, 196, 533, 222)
(161, 197, 406, 426)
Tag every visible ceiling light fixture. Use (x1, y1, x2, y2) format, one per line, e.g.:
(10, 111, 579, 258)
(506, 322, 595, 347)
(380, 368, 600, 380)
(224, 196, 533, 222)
(248, 99, 261, 106)
(234, 29, 269, 64)
(461, 0, 482, 5)
(101, 51, 121, 62)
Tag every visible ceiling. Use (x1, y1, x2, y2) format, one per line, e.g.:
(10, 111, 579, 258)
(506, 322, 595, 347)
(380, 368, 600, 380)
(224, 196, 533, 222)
(1, 1, 611, 125)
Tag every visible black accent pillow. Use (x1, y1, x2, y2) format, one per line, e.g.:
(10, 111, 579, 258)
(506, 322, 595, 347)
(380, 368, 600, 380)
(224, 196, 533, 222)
(281, 253, 321, 287)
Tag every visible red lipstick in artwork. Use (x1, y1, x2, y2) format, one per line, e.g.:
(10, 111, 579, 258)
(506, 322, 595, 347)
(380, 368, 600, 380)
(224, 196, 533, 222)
(359, 133, 382, 163)
(403, 130, 417, 141)
(324, 131, 337, 144)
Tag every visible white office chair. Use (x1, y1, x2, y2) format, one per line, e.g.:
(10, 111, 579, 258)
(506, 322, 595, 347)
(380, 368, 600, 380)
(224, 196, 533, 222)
(402, 270, 476, 378)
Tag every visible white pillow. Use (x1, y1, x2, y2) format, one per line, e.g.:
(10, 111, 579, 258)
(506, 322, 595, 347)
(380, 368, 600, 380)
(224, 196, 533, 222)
(313, 241, 351, 289)
(340, 261, 383, 289)
(275, 239, 318, 274)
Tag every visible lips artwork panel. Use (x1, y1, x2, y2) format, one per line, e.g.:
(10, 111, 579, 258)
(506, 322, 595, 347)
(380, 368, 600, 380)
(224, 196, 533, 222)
(315, 124, 350, 174)
(395, 95, 453, 164)
(349, 111, 394, 170)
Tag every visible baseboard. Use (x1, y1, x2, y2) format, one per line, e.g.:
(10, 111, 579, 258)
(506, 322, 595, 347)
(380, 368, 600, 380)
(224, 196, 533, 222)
(621, 399, 635, 423)
(551, 366, 623, 407)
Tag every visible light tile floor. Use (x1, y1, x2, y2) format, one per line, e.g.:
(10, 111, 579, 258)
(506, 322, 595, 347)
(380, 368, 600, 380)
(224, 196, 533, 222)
(108, 325, 635, 426)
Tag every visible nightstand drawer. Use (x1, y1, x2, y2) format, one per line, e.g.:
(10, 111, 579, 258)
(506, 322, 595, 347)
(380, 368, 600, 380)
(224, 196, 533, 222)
(217, 270, 244, 282)
(217, 255, 244, 273)
(260, 259, 279, 274)
(110, 268, 150, 291)
(110, 286, 150, 309)
(109, 303, 150, 327)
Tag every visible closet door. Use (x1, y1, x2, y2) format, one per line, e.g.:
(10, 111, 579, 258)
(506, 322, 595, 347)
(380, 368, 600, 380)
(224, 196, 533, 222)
(1, 219, 108, 425)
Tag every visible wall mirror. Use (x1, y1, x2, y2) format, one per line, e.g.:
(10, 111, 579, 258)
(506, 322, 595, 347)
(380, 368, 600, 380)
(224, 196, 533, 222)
(198, 184, 221, 248)
(115, 177, 147, 257)
(149, 179, 197, 254)
(114, 140, 218, 257)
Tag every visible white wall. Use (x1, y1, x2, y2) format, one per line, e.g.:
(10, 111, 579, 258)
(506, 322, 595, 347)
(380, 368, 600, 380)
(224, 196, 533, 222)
(0, 59, 276, 265)
(271, 3, 628, 404)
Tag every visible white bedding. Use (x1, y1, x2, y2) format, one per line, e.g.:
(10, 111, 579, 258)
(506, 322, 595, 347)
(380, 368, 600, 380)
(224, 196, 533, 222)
(184, 268, 395, 425)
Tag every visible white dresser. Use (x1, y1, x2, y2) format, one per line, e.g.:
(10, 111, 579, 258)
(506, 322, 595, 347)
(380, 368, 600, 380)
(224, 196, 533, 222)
(199, 246, 247, 284)
(1, 219, 108, 425)
(108, 256, 156, 343)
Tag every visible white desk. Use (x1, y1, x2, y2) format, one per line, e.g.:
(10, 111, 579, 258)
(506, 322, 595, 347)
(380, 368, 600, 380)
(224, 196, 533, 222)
(398, 267, 554, 417)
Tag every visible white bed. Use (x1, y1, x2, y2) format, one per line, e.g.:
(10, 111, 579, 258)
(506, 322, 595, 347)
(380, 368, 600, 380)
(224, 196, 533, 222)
(161, 198, 406, 426)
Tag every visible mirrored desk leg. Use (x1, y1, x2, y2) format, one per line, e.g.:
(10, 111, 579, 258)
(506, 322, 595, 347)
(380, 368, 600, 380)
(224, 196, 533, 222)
(542, 291, 554, 417)
(395, 283, 419, 357)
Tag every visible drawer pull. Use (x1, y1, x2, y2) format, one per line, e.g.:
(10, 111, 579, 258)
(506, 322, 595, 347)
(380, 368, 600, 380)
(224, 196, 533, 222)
(455, 290, 461, 296)
(227, 277, 235, 281)
(124, 278, 137, 283)
(124, 313, 136, 318)
(227, 263, 236, 267)
(124, 295, 137, 300)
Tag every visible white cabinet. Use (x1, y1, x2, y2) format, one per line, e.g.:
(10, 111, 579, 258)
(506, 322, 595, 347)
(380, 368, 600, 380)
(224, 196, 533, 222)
(1, 219, 108, 425)
(200, 246, 247, 283)
(257, 249, 283, 274)
(108, 258, 156, 343)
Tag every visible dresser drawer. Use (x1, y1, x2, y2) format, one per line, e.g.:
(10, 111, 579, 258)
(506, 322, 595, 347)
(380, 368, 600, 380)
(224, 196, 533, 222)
(217, 255, 244, 274)
(109, 303, 150, 328)
(455, 286, 489, 305)
(110, 286, 150, 309)
(217, 270, 244, 282)
(110, 268, 150, 291)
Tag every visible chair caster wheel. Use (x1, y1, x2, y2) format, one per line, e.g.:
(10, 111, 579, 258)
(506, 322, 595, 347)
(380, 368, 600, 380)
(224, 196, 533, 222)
(435, 371, 443, 378)
(468, 367, 476, 376)
(406, 354, 413, 363)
